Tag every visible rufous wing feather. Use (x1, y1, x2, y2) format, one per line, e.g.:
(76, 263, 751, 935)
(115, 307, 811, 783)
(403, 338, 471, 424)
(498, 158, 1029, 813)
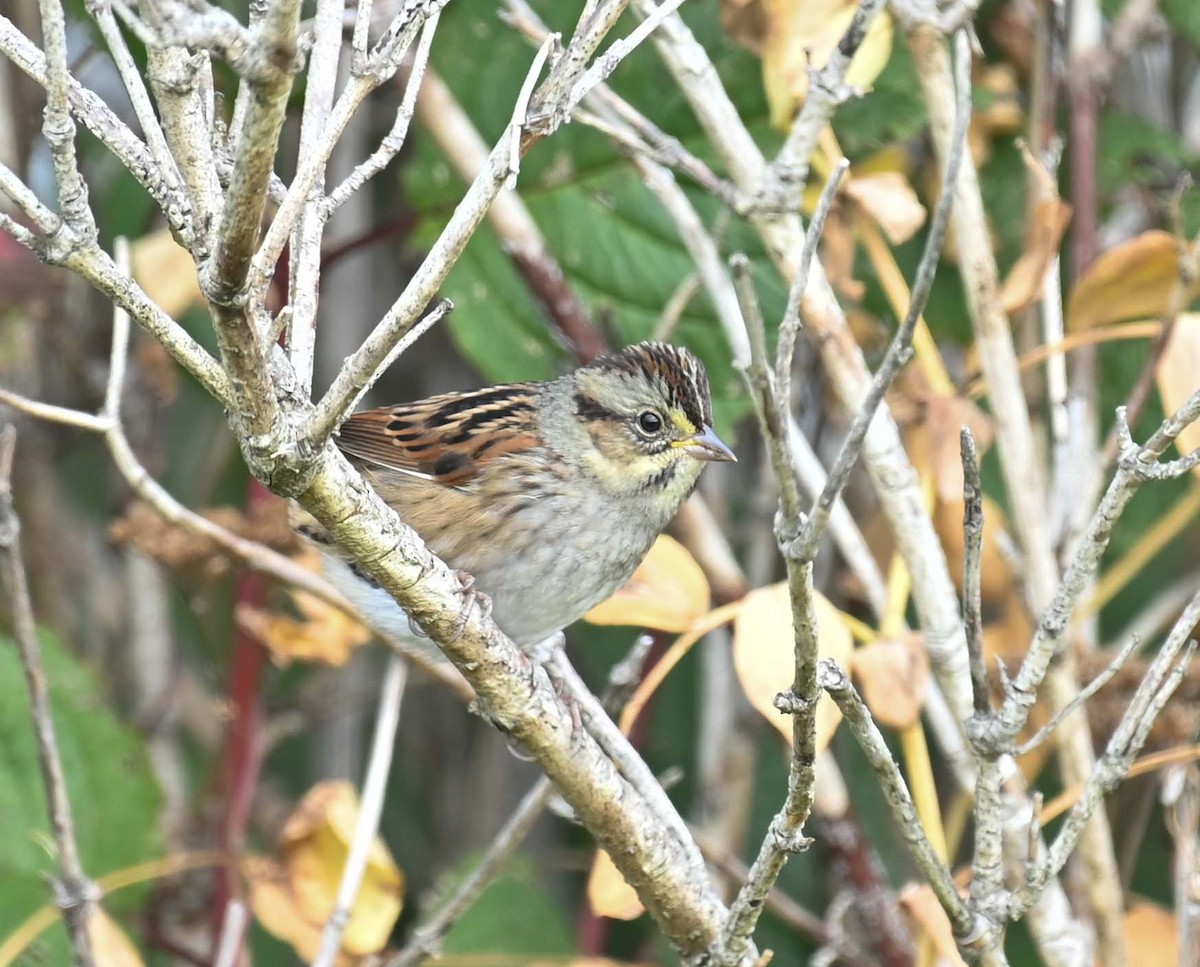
(335, 384, 541, 487)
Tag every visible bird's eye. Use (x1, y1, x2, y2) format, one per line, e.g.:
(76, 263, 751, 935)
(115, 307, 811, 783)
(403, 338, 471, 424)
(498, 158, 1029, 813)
(636, 410, 664, 436)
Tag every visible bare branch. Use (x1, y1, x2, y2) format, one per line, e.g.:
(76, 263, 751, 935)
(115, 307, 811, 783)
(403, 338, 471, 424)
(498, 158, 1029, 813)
(324, 9, 441, 213)
(0, 15, 200, 248)
(794, 31, 969, 560)
(768, 0, 891, 208)
(1015, 591, 1200, 913)
(817, 660, 982, 945)
(960, 428, 989, 716)
(1012, 635, 1141, 757)
(0, 426, 98, 967)
(37, 0, 95, 238)
(775, 157, 847, 400)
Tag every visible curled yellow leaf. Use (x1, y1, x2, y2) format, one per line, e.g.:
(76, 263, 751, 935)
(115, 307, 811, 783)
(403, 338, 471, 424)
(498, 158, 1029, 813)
(131, 228, 202, 318)
(844, 172, 926, 246)
(88, 909, 145, 967)
(237, 547, 370, 665)
(247, 781, 403, 962)
(762, 1, 895, 129)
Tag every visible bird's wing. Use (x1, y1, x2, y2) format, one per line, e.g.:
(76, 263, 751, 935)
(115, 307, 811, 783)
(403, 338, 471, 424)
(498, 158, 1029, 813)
(335, 384, 542, 487)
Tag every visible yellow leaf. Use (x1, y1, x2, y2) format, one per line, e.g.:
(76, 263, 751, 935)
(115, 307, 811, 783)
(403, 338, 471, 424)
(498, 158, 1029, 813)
(88, 909, 145, 967)
(1066, 231, 1199, 331)
(1122, 900, 1178, 965)
(131, 228, 202, 318)
(586, 849, 645, 921)
(732, 583, 853, 752)
(1001, 197, 1073, 315)
(898, 883, 967, 967)
(246, 855, 337, 965)
(851, 633, 929, 729)
(844, 172, 926, 245)
(1156, 314, 1200, 465)
(762, 1, 895, 129)
(583, 535, 710, 632)
(248, 782, 403, 962)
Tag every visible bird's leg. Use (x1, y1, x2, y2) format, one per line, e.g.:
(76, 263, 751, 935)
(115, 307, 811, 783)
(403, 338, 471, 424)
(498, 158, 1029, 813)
(535, 634, 583, 733)
(451, 568, 492, 640)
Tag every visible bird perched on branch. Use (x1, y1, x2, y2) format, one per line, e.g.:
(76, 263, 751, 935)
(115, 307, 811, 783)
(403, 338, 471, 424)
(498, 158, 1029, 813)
(302, 341, 735, 650)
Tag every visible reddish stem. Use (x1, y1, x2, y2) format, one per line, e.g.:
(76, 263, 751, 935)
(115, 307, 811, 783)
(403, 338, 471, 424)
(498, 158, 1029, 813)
(211, 479, 272, 962)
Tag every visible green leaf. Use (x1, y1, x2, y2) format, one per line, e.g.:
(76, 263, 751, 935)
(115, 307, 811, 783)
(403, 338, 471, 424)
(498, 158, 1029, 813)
(0, 632, 161, 959)
(833, 40, 927, 158)
(1163, 0, 1200, 48)
(440, 858, 575, 956)
(405, 0, 781, 437)
(1098, 111, 1197, 199)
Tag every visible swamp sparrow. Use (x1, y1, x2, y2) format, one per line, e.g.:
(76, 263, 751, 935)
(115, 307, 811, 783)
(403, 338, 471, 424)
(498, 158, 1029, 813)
(310, 342, 735, 649)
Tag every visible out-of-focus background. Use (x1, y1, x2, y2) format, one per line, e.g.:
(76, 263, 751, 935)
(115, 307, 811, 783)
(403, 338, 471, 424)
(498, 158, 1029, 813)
(5, 0, 1200, 963)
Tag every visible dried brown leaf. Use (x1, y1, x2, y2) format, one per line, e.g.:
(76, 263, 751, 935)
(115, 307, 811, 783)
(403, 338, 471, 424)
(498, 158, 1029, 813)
(108, 497, 299, 578)
(1001, 197, 1073, 314)
(852, 632, 929, 729)
(844, 172, 926, 245)
(1067, 231, 1199, 331)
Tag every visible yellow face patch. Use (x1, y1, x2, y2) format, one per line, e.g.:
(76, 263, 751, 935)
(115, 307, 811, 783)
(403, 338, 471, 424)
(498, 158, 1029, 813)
(667, 408, 697, 438)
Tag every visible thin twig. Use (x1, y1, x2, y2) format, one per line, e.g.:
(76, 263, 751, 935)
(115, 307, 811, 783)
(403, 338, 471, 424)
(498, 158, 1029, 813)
(794, 35, 969, 560)
(324, 8, 440, 213)
(818, 660, 977, 940)
(718, 259, 816, 965)
(384, 776, 554, 967)
(311, 656, 408, 967)
(384, 633, 657, 967)
(212, 899, 249, 967)
(961, 428, 989, 716)
(1015, 592, 1200, 913)
(1012, 634, 1141, 757)
(0, 426, 97, 967)
(775, 158, 848, 399)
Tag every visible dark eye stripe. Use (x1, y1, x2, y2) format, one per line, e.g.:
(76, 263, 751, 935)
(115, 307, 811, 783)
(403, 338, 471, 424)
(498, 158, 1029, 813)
(574, 392, 622, 423)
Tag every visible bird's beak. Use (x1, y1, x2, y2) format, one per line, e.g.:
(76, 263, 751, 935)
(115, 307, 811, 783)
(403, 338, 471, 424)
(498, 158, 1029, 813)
(678, 425, 737, 463)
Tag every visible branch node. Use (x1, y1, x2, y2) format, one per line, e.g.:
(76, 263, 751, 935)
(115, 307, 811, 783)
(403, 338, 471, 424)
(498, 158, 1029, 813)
(772, 689, 814, 717)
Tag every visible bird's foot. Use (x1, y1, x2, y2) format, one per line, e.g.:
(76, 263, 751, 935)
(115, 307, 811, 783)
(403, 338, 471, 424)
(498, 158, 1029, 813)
(451, 569, 492, 639)
(532, 635, 583, 733)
